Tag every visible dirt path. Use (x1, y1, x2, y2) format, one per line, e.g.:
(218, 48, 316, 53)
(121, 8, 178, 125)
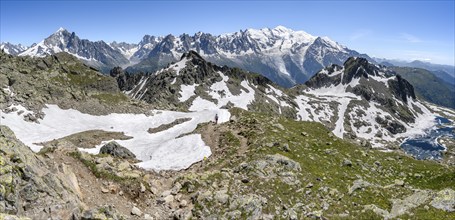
(197, 122, 249, 170)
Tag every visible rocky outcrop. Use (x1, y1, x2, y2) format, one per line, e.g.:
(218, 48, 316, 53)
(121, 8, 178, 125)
(0, 126, 84, 219)
(431, 188, 455, 212)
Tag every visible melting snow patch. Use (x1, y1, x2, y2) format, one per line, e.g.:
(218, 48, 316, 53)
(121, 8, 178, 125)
(172, 57, 188, 75)
(1, 104, 230, 171)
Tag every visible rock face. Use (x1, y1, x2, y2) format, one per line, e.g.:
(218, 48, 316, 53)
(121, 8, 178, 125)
(0, 126, 83, 219)
(19, 28, 129, 73)
(100, 141, 136, 159)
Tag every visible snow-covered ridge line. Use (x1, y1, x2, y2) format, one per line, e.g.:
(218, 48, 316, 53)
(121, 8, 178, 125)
(1, 104, 230, 171)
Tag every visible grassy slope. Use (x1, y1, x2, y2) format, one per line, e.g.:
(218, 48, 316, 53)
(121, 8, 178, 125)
(391, 67, 455, 109)
(184, 108, 454, 219)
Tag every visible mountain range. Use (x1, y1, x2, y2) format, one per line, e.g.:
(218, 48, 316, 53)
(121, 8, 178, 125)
(2, 27, 453, 109)
(2, 26, 371, 87)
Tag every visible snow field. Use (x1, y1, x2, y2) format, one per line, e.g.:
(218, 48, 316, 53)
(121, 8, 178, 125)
(1, 104, 230, 171)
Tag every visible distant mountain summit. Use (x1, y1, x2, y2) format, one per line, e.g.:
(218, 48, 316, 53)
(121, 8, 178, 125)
(19, 28, 129, 72)
(0, 42, 28, 55)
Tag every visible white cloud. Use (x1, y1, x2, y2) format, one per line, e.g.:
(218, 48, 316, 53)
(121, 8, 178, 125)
(400, 33, 422, 43)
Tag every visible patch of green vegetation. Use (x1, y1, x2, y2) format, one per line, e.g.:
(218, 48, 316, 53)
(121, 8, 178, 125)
(91, 93, 128, 105)
(68, 151, 125, 182)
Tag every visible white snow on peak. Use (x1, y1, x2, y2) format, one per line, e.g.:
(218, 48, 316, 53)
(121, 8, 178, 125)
(321, 36, 346, 51)
(189, 72, 256, 111)
(1, 104, 231, 171)
(57, 27, 66, 32)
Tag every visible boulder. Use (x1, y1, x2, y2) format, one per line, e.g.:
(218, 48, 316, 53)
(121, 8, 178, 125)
(100, 141, 136, 159)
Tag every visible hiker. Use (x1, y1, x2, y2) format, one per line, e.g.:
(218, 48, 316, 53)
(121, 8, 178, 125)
(215, 114, 219, 124)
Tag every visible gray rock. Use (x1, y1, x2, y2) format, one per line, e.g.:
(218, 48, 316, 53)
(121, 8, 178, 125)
(342, 159, 353, 167)
(348, 179, 371, 195)
(214, 190, 229, 204)
(100, 141, 136, 159)
(430, 188, 455, 212)
(131, 206, 142, 216)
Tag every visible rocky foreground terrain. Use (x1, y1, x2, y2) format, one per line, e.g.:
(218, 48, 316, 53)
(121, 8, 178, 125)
(0, 50, 454, 219)
(1, 108, 454, 219)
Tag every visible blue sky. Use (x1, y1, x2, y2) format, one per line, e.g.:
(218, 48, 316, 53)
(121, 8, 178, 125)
(1, 0, 454, 65)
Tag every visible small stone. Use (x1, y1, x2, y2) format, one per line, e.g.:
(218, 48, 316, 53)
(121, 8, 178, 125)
(180, 200, 188, 207)
(101, 187, 109, 193)
(144, 214, 153, 220)
(282, 144, 291, 152)
(342, 159, 352, 167)
(394, 179, 405, 187)
(241, 178, 250, 183)
(305, 182, 314, 188)
(163, 195, 174, 204)
(131, 206, 142, 216)
(301, 132, 308, 136)
(161, 190, 171, 197)
(150, 187, 158, 195)
(140, 183, 146, 193)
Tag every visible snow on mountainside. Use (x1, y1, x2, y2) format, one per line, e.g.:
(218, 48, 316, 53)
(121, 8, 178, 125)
(119, 52, 450, 150)
(0, 42, 28, 55)
(19, 28, 129, 72)
(128, 26, 370, 87)
(1, 104, 229, 171)
(294, 57, 437, 147)
(114, 51, 297, 117)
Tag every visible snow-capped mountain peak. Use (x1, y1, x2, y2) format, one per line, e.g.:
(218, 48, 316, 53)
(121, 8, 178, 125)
(19, 28, 129, 72)
(0, 42, 28, 55)
(56, 27, 67, 32)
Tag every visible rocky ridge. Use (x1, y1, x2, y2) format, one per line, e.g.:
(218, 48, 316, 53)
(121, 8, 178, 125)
(120, 51, 454, 150)
(0, 50, 146, 115)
